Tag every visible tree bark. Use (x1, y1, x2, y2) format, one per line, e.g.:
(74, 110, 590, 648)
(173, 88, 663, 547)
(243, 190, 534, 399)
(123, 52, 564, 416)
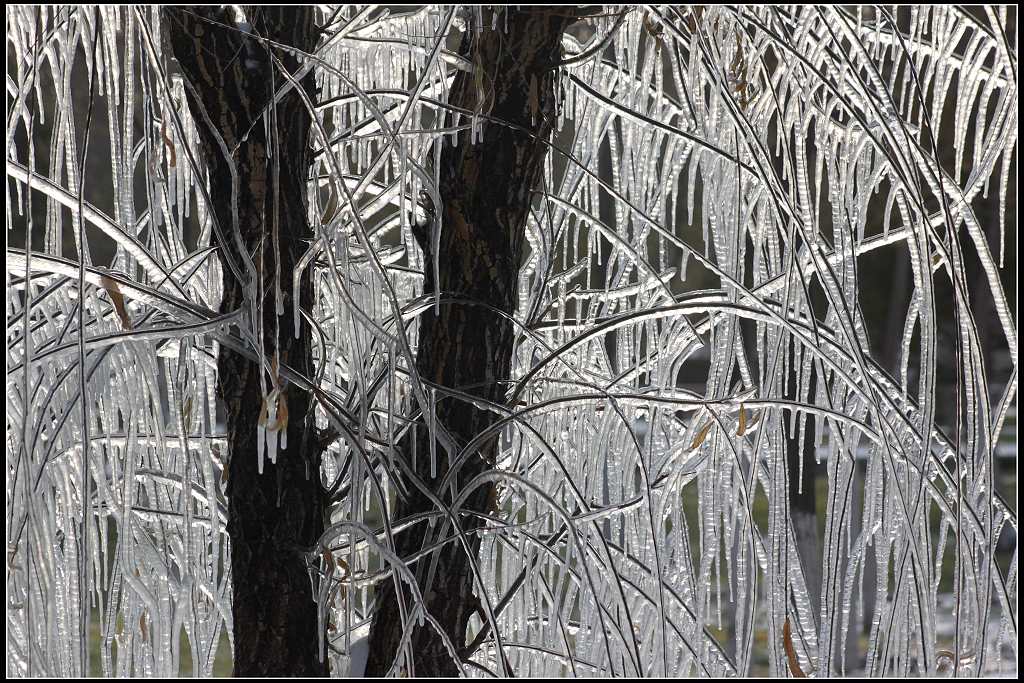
(164, 7, 327, 676)
(365, 8, 574, 677)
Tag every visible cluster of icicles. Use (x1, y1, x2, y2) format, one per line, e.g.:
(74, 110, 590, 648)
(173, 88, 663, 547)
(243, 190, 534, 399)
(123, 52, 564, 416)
(6, 4, 1017, 678)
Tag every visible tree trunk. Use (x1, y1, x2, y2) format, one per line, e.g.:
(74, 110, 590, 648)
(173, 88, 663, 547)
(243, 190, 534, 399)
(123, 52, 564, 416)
(165, 8, 327, 676)
(365, 7, 574, 677)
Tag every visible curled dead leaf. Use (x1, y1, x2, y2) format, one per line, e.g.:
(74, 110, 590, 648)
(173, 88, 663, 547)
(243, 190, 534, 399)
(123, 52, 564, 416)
(258, 398, 268, 427)
(690, 420, 713, 450)
(277, 396, 289, 432)
(161, 119, 176, 167)
(783, 617, 806, 677)
(182, 395, 193, 432)
(100, 275, 131, 330)
(337, 556, 350, 600)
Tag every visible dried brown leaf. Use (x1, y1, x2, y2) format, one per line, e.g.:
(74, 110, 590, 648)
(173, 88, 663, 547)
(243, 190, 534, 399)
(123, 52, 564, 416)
(161, 119, 176, 168)
(100, 275, 131, 330)
(783, 617, 806, 678)
(690, 420, 713, 450)
(182, 395, 193, 432)
(277, 396, 288, 431)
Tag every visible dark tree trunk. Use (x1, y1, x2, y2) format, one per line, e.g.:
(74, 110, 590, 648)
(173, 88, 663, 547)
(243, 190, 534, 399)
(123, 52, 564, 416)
(365, 7, 574, 677)
(165, 7, 327, 676)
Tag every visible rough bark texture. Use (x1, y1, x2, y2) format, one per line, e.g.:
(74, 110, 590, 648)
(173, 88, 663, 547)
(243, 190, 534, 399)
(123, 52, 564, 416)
(365, 8, 575, 677)
(165, 7, 327, 676)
